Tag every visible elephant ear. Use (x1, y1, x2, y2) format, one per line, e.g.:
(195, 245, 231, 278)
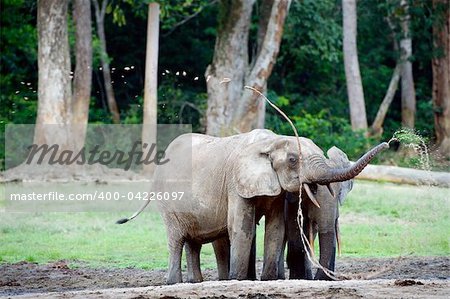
(327, 146, 353, 205)
(234, 139, 282, 199)
(327, 146, 350, 168)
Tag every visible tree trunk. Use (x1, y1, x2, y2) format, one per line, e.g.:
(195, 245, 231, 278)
(432, 0, 450, 158)
(253, 0, 274, 130)
(72, 0, 92, 147)
(356, 164, 450, 188)
(142, 2, 159, 175)
(92, 0, 120, 124)
(205, 0, 254, 136)
(370, 63, 401, 136)
(237, 0, 291, 133)
(205, 0, 290, 136)
(342, 0, 368, 131)
(35, 0, 73, 147)
(399, 0, 416, 129)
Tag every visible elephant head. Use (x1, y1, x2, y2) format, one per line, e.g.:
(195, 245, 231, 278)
(233, 135, 388, 200)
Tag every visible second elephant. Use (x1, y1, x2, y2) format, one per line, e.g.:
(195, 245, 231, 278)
(284, 146, 354, 280)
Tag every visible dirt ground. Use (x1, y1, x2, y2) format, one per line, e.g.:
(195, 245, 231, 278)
(1, 256, 449, 298)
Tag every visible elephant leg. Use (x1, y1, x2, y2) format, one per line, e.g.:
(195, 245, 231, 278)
(261, 200, 285, 280)
(286, 200, 312, 280)
(314, 230, 336, 280)
(329, 246, 336, 271)
(167, 233, 185, 284)
(185, 241, 203, 283)
(247, 233, 257, 280)
(228, 197, 255, 280)
(303, 217, 314, 280)
(278, 237, 286, 279)
(212, 236, 230, 280)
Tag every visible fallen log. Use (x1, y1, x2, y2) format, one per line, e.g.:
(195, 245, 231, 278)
(355, 164, 450, 187)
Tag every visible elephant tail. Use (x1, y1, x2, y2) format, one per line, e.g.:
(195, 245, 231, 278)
(116, 199, 152, 224)
(336, 218, 341, 256)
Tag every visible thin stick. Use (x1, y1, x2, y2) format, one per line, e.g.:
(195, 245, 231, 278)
(244, 86, 339, 279)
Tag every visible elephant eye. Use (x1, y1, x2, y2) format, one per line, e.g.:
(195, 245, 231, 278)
(288, 156, 298, 164)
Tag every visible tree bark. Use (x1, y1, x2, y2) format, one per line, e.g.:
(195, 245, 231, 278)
(342, 0, 367, 131)
(205, 0, 254, 136)
(253, 0, 274, 129)
(370, 63, 401, 136)
(72, 0, 92, 147)
(205, 0, 290, 136)
(399, 0, 416, 129)
(237, 0, 291, 133)
(142, 2, 159, 175)
(432, 0, 450, 158)
(92, 0, 120, 124)
(35, 0, 73, 147)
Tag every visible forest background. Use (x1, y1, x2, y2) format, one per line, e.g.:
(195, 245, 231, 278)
(1, 0, 449, 171)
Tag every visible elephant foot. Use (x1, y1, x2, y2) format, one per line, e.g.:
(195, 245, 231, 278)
(166, 271, 183, 285)
(187, 272, 203, 284)
(260, 276, 278, 281)
(187, 277, 203, 283)
(314, 270, 333, 281)
(166, 278, 181, 285)
(229, 271, 249, 280)
(261, 270, 278, 281)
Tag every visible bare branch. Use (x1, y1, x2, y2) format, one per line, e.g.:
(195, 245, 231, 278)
(370, 63, 401, 136)
(179, 101, 204, 124)
(246, 0, 291, 89)
(101, 0, 107, 18)
(162, 0, 219, 37)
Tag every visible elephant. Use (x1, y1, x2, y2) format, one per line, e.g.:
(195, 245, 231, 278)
(117, 129, 389, 284)
(283, 146, 354, 280)
(211, 147, 357, 281)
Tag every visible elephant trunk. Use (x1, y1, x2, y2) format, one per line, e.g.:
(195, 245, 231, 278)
(314, 230, 336, 280)
(307, 142, 389, 185)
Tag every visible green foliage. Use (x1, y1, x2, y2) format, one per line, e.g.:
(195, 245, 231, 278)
(107, 2, 127, 26)
(283, 0, 342, 64)
(272, 0, 343, 97)
(0, 0, 38, 169)
(111, 0, 214, 30)
(0, 0, 443, 171)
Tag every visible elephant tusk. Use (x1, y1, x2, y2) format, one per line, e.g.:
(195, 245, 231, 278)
(304, 184, 320, 208)
(326, 184, 335, 198)
(308, 220, 315, 257)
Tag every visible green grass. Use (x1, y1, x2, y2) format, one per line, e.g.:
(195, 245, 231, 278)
(339, 182, 450, 257)
(0, 181, 449, 271)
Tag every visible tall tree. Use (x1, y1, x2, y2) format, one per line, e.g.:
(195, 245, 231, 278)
(432, 0, 450, 157)
(342, 0, 367, 131)
(205, 0, 291, 136)
(92, 0, 121, 123)
(370, 64, 401, 136)
(142, 1, 159, 175)
(72, 0, 93, 145)
(399, 0, 416, 129)
(369, 3, 403, 136)
(35, 0, 72, 146)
